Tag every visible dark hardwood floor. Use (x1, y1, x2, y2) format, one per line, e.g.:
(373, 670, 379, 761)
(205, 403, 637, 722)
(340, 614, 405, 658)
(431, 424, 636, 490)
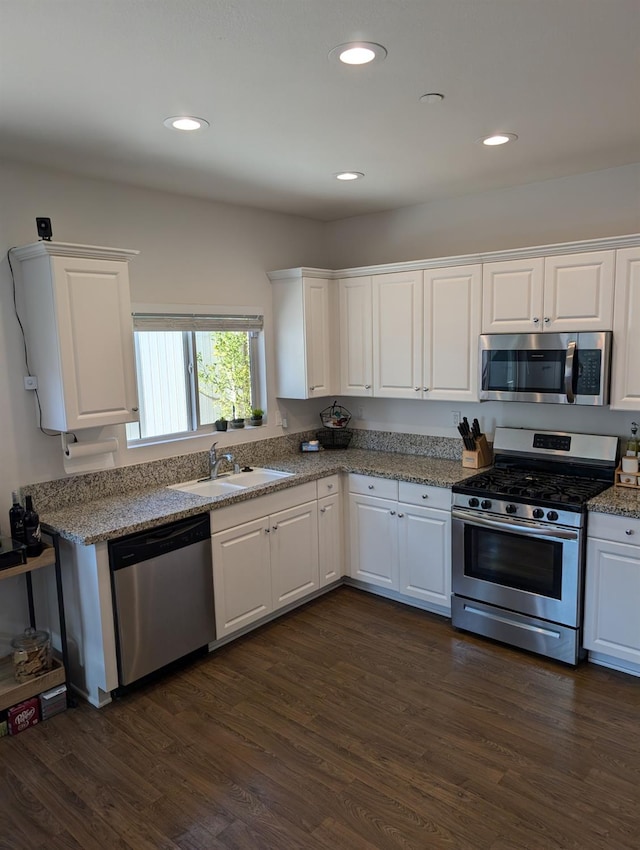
(2, 586, 639, 850)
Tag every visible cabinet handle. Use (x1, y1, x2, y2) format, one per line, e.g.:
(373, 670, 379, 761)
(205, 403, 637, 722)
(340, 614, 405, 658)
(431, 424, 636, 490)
(414, 387, 421, 392)
(422, 493, 429, 500)
(272, 525, 278, 531)
(625, 529, 634, 536)
(390, 510, 396, 515)
(423, 387, 429, 392)
(544, 317, 550, 324)
(327, 484, 333, 490)
(309, 386, 316, 391)
(533, 317, 540, 324)
(368, 484, 375, 490)
(132, 407, 139, 412)
(365, 384, 371, 389)
(398, 513, 404, 518)
(265, 528, 270, 533)
(320, 507, 326, 513)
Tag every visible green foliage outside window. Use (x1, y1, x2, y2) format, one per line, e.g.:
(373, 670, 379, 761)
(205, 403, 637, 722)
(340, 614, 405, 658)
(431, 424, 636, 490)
(197, 331, 252, 420)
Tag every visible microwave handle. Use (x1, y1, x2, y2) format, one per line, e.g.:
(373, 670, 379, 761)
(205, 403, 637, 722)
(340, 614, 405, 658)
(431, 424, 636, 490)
(564, 340, 576, 404)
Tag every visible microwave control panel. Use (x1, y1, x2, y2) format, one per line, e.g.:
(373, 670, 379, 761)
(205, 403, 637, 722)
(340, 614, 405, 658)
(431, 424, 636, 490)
(575, 350, 602, 395)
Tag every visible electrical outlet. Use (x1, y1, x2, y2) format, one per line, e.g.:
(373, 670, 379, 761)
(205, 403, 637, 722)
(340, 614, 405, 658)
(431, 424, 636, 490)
(451, 410, 461, 427)
(275, 410, 282, 427)
(24, 376, 38, 390)
(357, 405, 364, 419)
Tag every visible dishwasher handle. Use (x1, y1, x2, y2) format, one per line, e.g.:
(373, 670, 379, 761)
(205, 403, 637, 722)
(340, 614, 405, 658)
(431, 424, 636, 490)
(109, 514, 211, 570)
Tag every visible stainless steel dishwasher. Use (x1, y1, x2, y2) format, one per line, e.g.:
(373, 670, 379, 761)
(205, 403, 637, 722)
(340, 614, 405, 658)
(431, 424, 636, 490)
(109, 513, 215, 687)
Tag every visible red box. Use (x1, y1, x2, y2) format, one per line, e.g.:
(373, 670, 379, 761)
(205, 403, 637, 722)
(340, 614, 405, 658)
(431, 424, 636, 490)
(8, 697, 40, 735)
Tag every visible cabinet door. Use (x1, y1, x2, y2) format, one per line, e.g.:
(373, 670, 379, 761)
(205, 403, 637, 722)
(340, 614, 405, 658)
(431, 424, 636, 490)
(348, 493, 398, 589)
(611, 247, 640, 410)
(544, 251, 614, 332)
(482, 258, 544, 333)
(584, 537, 640, 665)
(21, 255, 139, 432)
(318, 493, 343, 586)
(397, 504, 451, 612)
(372, 271, 423, 398)
(303, 278, 334, 398)
(212, 518, 272, 638)
(423, 264, 481, 402)
(270, 501, 319, 610)
(339, 277, 373, 396)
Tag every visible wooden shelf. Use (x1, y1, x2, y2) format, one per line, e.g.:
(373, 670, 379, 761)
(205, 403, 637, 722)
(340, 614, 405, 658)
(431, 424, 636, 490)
(0, 654, 65, 712)
(0, 545, 56, 581)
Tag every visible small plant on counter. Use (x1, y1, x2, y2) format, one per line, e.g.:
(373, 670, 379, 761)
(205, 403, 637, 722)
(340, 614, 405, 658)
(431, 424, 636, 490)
(250, 408, 264, 425)
(229, 405, 245, 429)
(214, 416, 228, 431)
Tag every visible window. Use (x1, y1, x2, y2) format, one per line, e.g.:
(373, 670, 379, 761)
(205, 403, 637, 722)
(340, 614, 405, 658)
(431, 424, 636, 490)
(126, 312, 263, 443)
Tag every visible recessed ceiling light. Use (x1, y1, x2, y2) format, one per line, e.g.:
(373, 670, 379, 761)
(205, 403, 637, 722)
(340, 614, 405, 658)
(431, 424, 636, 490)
(334, 172, 365, 181)
(163, 116, 210, 131)
(328, 42, 387, 65)
(478, 132, 518, 146)
(419, 93, 445, 104)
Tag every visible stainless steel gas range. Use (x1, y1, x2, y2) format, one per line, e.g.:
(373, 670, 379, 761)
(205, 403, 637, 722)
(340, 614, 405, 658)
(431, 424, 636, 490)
(451, 427, 618, 664)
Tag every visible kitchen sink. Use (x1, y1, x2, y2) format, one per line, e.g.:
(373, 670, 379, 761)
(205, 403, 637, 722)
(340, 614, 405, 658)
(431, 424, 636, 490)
(223, 468, 293, 487)
(169, 467, 293, 498)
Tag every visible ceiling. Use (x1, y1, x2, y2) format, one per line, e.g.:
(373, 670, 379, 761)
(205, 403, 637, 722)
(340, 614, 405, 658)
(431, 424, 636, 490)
(1, 0, 639, 222)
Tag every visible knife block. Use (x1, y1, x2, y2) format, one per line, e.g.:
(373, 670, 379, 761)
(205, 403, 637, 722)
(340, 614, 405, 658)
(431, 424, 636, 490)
(462, 435, 493, 469)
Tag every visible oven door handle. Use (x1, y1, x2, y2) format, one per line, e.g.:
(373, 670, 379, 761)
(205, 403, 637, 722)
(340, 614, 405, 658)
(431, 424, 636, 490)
(452, 509, 579, 541)
(564, 339, 576, 404)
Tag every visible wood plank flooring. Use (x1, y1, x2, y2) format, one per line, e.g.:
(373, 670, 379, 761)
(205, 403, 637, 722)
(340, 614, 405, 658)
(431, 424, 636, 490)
(2, 586, 639, 850)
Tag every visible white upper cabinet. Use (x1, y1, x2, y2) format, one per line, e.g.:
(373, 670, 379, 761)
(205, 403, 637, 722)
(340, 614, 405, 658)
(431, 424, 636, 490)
(482, 251, 614, 333)
(339, 277, 373, 396)
(611, 247, 640, 410)
(423, 264, 481, 402)
(372, 271, 423, 398)
(270, 272, 336, 399)
(12, 242, 139, 432)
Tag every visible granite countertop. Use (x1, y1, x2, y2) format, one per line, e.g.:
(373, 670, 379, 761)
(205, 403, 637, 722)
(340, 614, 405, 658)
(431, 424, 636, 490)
(40, 449, 480, 545)
(588, 484, 640, 519)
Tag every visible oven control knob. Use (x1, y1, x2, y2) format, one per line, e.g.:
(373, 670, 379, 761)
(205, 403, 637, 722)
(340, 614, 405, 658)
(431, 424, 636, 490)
(505, 504, 517, 514)
(532, 508, 544, 519)
(468, 497, 479, 508)
(481, 500, 492, 510)
(547, 510, 559, 521)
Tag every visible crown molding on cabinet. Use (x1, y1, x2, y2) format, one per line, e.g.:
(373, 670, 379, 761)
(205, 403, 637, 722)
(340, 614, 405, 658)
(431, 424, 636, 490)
(268, 233, 640, 281)
(10, 241, 139, 263)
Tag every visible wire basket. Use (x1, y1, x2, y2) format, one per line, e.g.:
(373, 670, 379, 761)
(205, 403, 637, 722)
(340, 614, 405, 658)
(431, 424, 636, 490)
(315, 428, 353, 449)
(319, 401, 352, 429)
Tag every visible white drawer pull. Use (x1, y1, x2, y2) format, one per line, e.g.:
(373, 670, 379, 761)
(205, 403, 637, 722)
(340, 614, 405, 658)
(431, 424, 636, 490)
(422, 494, 429, 500)
(625, 529, 634, 536)
(390, 510, 396, 516)
(368, 484, 374, 490)
(327, 484, 333, 489)
(398, 513, 404, 518)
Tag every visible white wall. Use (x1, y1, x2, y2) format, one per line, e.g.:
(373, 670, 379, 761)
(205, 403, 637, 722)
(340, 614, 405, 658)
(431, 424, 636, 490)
(0, 160, 328, 514)
(325, 163, 640, 269)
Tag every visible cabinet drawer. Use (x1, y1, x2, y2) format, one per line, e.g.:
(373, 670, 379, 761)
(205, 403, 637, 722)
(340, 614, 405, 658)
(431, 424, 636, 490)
(398, 481, 451, 510)
(588, 511, 640, 545)
(348, 474, 398, 500)
(317, 474, 341, 498)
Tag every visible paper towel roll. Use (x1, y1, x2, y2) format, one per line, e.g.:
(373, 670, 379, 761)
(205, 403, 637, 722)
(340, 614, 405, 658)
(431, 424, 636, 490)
(64, 438, 119, 458)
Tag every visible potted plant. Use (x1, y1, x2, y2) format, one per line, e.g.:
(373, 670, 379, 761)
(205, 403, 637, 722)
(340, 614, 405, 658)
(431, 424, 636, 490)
(229, 405, 245, 430)
(250, 408, 264, 426)
(214, 416, 228, 432)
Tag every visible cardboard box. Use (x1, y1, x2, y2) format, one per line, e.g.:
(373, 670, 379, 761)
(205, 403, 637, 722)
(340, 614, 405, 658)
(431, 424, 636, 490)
(40, 684, 67, 720)
(8, 696, 40, 735)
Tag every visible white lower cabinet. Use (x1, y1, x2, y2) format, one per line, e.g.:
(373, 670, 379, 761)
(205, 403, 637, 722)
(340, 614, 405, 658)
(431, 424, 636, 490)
(270, 501, 319, 611)
(318, 492, 344, 586)
(348, 475, 452, 614)
(584, 513, 640, 673)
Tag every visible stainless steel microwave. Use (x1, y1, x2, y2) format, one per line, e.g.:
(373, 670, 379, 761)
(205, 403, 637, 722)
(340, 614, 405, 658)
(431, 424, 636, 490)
(479, 331, 612, 405)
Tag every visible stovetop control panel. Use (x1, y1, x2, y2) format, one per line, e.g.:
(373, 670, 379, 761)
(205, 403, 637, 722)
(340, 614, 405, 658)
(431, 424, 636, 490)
(532, 433, 571, 451)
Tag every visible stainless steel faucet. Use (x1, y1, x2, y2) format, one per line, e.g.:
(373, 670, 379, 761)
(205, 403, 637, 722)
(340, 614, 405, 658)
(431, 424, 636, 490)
(209, 442, 235, 479)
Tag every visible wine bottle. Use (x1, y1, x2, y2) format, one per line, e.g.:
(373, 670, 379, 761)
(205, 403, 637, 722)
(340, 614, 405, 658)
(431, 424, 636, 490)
(9, 492, 25, 543)
(23, 495, 42, 557)
(625, 422, 639, 457)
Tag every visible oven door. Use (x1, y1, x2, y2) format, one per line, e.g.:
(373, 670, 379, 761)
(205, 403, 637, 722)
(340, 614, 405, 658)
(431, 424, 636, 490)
(451, 509, 583, 627)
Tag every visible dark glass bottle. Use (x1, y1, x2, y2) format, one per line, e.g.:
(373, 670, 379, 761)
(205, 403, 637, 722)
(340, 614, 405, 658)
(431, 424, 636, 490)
(9, 491, 25, 543)
(23, 495, 42, 557)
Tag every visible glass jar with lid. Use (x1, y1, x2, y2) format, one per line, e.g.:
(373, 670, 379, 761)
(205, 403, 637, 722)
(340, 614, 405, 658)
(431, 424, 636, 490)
(11, 627, 51, 683)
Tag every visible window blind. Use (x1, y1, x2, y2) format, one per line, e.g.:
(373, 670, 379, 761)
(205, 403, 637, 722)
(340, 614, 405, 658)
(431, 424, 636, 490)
(132, 313, 264, 332)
